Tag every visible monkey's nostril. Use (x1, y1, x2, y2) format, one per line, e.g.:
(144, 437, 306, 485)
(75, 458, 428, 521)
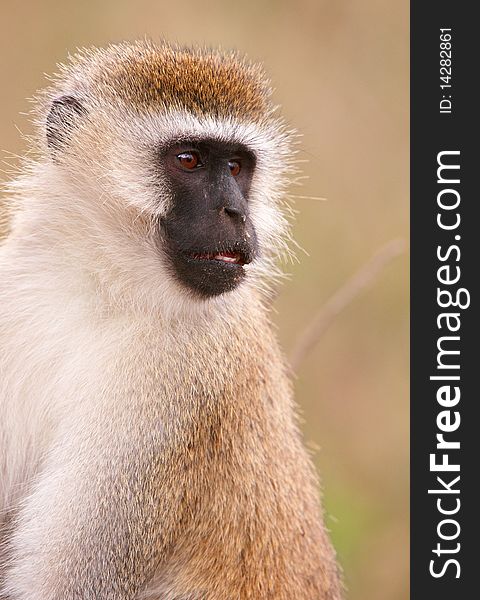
(223, 206, 247, 223)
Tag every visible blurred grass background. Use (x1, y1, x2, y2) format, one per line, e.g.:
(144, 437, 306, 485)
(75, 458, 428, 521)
(0, 1, 409, 598)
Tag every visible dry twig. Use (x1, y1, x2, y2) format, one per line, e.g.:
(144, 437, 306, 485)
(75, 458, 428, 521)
(289, 238, 406, 371)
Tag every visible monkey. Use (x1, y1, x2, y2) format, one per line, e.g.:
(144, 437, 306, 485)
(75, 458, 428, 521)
(0, 41, 342, 599)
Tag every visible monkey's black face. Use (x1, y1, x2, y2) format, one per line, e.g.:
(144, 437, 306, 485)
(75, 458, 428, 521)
(159, 140, 258, 298)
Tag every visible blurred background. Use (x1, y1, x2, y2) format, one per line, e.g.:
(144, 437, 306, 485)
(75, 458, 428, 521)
(0, 1, 409, 598)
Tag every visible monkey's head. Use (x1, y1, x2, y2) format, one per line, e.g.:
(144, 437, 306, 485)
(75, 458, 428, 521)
(34, 42, 294, 314)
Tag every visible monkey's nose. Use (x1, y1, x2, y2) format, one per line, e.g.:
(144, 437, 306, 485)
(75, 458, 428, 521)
(222, 206, 247, 224)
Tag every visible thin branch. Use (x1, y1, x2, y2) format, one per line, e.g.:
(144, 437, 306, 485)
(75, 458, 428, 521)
(289, 238, 406, 371)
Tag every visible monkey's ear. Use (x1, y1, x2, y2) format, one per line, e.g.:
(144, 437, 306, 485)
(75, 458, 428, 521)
(46, 95, 86, 153)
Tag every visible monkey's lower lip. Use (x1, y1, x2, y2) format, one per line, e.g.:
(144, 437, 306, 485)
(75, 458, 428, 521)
(165, 240, 256, 297)
(187, 251, 249, 266)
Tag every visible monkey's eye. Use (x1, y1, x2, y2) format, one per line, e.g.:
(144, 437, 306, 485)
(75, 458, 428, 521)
(176, 151, 202, 171)
(228, 159, 241, 177)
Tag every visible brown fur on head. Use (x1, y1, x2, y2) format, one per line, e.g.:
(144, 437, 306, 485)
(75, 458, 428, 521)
(82, 42, 272, 120)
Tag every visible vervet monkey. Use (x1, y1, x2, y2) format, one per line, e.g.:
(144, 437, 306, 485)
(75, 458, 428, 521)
(0, 42, 342, 599)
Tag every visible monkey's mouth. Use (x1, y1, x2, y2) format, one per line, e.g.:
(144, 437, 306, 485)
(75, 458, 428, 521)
(183, 241, 254, 268)
(187, 250, 248, 266)
(161, 231, 257, 298)
(165, 242, 255, 297)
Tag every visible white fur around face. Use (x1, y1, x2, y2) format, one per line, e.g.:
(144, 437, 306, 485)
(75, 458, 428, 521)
(6, 103, 296, 323)
(115, 108, 295, 297)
